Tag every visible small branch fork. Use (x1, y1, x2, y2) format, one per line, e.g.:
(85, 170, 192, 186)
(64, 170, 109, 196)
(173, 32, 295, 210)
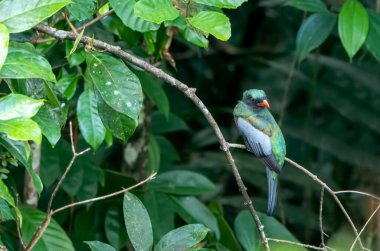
(23, 122, 156, 251)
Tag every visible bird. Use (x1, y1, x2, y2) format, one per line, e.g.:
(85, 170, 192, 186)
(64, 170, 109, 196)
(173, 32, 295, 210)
(233, 89, 286, 216)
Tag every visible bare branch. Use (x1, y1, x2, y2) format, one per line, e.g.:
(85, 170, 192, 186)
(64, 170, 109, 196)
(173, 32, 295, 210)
(77, 9, 115, 32)
(319, 187, 327, 251)
(34, 24, 270, 251)
(335, 190, 380, 201)
(267, 238, 336, 251)
(54, 172, 157, 214)
(350, 204, 380, 251)
(46, 121, 90, 213)
(24, 213, 52, 251)
(13, 191, 26, 250)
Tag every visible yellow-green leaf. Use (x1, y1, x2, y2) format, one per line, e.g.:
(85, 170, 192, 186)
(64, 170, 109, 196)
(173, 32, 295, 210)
(0, 23, 9, 71)
(188, 11, 231, 41)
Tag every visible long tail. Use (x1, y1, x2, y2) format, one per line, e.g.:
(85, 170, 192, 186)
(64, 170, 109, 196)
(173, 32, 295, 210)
(266, 167, 278, 216)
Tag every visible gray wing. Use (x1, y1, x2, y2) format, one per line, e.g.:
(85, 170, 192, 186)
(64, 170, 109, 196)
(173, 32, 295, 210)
(236, 117, 282, 173)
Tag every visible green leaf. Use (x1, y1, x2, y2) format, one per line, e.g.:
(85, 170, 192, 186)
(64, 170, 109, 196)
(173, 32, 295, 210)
(156, 136, 180, 161)
(144, 191, 175, 242)
(33, 106, 61, 146)
(85, 241, 116, 251)
(0, 42, 56, 82)
(0, 180, 22, 224)
(85, 52, 143, 122)
(67, 0, 96, 21)
(234, 210, 260, 251)
(188, 11, 231, 41)
(365, 10, 380, 61)
(151, 112, 189, 134)
(0, 94, 44, 121)
(21, 207, 75, 251)
(0, 118, 42, 144)
(0, 136, 43, 194)
(0, 198, 15, 222)
(154, 224, 210, 251)
(172, 196, 220, 239)
(123, 191, 153, 251)
(0, 0, 72, 33)
(56, 72, 78, 100)
(104, 206, 128, 250)
(138, 71, 170, 117)
(77, 88, 106, 150)
(148, 134, 160, 173)
(65, 41, 86, 67)
(235, 211, 307, 251)
(193, 0, 247, 9)
(134, 0, 179, 24)
(338, 0, 369, 60)
(0, 23, 9, 71)
(109, 0, 159, 32)
(285, 0, 329, 13)
(149, 170, 217, 195)
(296, 13, 336, 62)
(181, 27, 209, 48)
(97, 94, 137, 141)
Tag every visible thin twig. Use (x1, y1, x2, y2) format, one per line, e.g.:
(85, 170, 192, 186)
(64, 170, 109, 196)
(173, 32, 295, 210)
(34, 24, 271, 251)
(335, 190, 380, 201)
(24, 213, 52, 251)
(267, 238, 336, 251)
(77, 9, 115, 32)
(63, 12, 78, 34)
(13, 191, 26, 250)
(350, 204, 380, 251)
(54, 172, 157, 214)
(319, 187, 327, 251)
(46, 121, 91, 213)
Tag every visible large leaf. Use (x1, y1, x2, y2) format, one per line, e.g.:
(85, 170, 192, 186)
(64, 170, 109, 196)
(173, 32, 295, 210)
(109, 0, 159, 32)
(154, 224, 209, 251)
(85, 52, 143, 122)
(193, 0, 247, 9)
(365, 10, 380, 61)
(33, 106, 62, 146)
(77, 88, 106, 150)
(104, 206, 128, 250)
(97, 94, 137, 141)
(0, 136, 43, 194)
(0, 0, 71, 33)
(0, 118, 42, 144)
(0, 198, 14, 222)
(0, 180, 22, 224)
(0, 94, 44, 121)
(285, 0, 329, 13)
(138, 71, 170, 117)
(188, 11, 231, 41)
(134, 0, 179, 24)
(234, 211, 307, 251)
(123, 191, 153, 251)
(149, 170, 217, 195)
(56, 71, 78, 100)
(0, 23, 9, 71)
(67, 0, 96, 21)
(172, 196, 220, 239)
(151, 112, 189, 134)
(0, 42, 56, 82)
(84, 241, 116, 251)
(296, 13, 336, 62)
(144, 191, 175, 242)
(21, 207, 75, 251)
(338, 0, 369, 60)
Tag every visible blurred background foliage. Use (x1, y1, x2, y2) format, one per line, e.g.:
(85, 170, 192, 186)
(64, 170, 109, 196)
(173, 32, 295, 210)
(0, 0, 379, 250)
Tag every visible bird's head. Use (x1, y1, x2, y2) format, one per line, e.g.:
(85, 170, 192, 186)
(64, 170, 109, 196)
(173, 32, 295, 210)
(242, 89, 270, 109)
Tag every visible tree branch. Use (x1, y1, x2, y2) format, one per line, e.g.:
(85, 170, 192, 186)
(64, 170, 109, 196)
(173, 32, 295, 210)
(34, 24, 271, 251)
(267, 238, 336, 251)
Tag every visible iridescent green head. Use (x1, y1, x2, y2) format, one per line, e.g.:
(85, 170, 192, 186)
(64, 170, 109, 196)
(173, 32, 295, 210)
(242, 89, 270, 108)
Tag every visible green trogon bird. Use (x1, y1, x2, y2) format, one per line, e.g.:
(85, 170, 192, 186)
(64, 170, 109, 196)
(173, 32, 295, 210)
(233, 89, 286, 216)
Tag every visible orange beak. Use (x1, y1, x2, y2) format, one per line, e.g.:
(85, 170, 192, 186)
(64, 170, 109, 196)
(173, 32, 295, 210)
(257, 99, 270, 108)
